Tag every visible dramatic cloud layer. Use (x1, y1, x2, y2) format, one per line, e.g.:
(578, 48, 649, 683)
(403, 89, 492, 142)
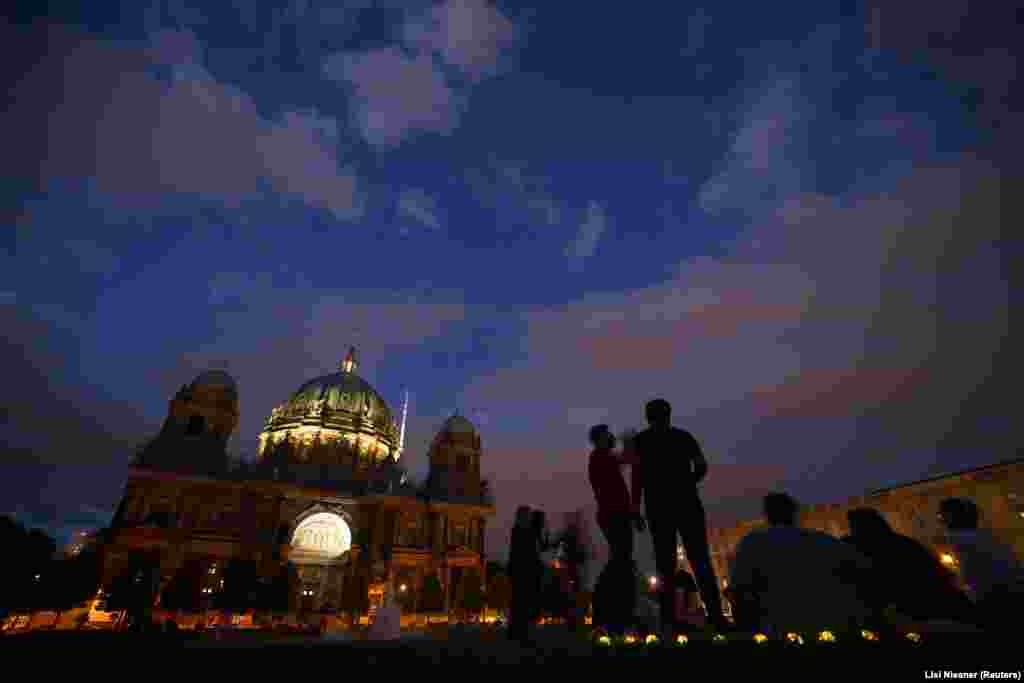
(3, 4, 1015, 574)
(324, 0, 519, 146)
(9, 26, 361, 219)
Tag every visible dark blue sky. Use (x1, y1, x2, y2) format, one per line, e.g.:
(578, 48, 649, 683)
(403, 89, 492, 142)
(2, 1, 1019, 568)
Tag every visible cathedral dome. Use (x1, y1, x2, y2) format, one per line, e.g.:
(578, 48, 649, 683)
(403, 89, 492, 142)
(282, 372, 394, 428)
(259, 347, 401, 465)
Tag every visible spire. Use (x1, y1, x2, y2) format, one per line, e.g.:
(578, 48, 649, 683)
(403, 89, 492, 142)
(341, 346, 358, 373)
(398, 389, 409, 456)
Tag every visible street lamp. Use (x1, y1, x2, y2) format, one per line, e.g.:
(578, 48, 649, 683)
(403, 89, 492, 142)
(648, 575, 658, 589)
(399, 584, 407, 592)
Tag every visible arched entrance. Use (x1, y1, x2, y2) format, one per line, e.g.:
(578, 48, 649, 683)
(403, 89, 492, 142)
(290, 511, 353, 612)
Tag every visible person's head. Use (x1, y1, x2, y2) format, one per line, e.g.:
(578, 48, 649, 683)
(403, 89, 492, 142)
(763, 492, 800, 526)
(939, 498, 979, 530)
(847, 508, 892, 537)
(589, 424, 615, 450)
(515, 505, 532, 528)
(645, 399, 671, 427)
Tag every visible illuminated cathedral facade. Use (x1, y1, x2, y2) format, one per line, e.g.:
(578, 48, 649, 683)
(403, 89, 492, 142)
(101, 348, 493, 616)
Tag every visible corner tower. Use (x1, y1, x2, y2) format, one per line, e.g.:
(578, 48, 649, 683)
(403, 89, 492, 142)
(426, 414, 482, 500)
(135, 368, 239, 474)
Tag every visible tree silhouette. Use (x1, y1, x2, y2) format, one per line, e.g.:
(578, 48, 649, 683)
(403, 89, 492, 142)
(161, 561, 203, 612)
(459, 567, 484, 619)
(215, 559, 259, 611)
(420, 572, 445, 612)
(104, 553, 160, 628)
(485, 571, 511, 614)
(0, 515, 57, 613)
(52, 542, 103, 610)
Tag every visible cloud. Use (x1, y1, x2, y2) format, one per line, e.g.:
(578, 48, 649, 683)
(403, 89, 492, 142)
(863, 1, 1021, 132)
(680, 8, 711, 58)
(9, 25, 362, 220)
(398, 188, 443, 230)
(465, 157, 567, 231)
(324, 0, 520, 146)
(697, 77, 807, 216)
(565, 202, 608, 272)
(325, 47, 466, 147)
(404, 0, 520, 83)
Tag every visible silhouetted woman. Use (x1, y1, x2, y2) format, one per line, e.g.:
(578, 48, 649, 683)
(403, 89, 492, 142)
(530, 509, 552, 626)
(843, 507, 976, 627)
(508, 506, 537, 643)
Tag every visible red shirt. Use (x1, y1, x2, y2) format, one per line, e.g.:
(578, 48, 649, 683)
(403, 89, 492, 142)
(588, 450, 631, 519)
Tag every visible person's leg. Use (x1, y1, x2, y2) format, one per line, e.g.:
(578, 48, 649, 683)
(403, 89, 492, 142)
(603, 514, 633, 565)
(509, 573, 526, 640)
(646, 509, 680, 634)
(599, 513, 636, 635)
(677, 495, 725, 625)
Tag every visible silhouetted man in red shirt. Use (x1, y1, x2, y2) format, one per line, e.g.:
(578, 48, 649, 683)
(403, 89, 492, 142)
(588, 424, 641, 635)
(588, 425, 638, 565)
(631, 399, 727, 634)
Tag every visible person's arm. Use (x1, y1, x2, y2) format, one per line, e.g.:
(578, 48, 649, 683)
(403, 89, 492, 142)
(689, 432, 708, 483)
(617, 429, 640, 465)
(630, 452, 643, 513)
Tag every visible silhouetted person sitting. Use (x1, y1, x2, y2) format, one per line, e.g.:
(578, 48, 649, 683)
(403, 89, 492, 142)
(508, 505, 538, 644)
(631, 399, 727, 635)
(729, 493, 872, 637)
(939, 497, 1024, 630)
(842, 508, 976, 626)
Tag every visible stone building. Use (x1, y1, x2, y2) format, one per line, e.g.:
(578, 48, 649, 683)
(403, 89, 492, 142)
(693, 458, 1024, 592)
(101, 348, 494, 616)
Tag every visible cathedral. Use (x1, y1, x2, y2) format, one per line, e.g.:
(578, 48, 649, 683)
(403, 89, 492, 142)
(100, 347, 493, 616)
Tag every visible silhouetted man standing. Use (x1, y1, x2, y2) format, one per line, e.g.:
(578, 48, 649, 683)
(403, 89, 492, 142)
(631, 399, 727, 634)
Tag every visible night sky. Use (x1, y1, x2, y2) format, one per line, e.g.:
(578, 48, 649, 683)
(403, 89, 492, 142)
(2, 1, 1019, 576)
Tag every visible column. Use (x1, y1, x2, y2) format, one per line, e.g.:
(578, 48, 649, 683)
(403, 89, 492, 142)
(443, 566, 451, 614)
(317, 564, 329, 610)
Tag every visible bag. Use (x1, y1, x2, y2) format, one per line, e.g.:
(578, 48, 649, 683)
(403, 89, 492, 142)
(592, 556, 637, 634)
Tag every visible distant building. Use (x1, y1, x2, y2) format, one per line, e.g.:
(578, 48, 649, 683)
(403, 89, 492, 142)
(697, 458, 1024, 587)
(98, 347, 494, 615)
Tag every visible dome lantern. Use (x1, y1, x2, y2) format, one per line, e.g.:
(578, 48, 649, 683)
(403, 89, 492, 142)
(341, 346, 358, 374)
